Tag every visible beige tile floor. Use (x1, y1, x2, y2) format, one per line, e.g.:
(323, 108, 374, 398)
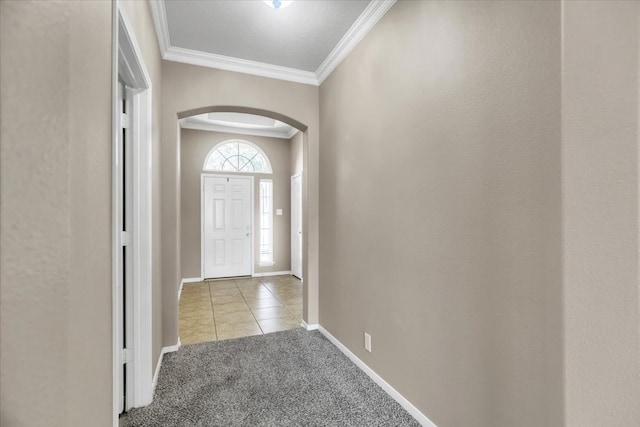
(179, 275, 303, 344)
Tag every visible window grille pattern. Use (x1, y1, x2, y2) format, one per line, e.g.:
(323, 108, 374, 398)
(204, 140, 272, 173)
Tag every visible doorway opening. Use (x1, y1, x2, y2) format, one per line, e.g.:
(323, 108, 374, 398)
(113, 4, 154, 423)
(177, 107, 308, 344)
(179, 110, 307, 283)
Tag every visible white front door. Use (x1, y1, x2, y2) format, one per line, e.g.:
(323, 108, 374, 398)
(202, 175, 252, 278)
(291, 174, 302, 279)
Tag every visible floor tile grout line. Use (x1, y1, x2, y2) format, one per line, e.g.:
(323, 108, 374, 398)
(254, 276, 302, 326)
(210, 280, 253, 341)
(236, 279, 266, 335)
(268, 286, 298, 319)
(179, 281, 218, 345)
(257, 276, 303, 322)
(254, 284, 293, 321)
(200, 275, 301, 340)
(242, 277, 299, 333)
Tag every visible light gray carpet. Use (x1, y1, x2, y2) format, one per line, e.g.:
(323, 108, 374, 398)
(120, 328, 420, 426)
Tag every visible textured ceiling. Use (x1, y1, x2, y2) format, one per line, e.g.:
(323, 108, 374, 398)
(163, 0, 371, 72)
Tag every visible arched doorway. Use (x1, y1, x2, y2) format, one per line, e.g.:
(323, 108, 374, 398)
(159, 65, 320, 350)
(177, 107, 310, 342)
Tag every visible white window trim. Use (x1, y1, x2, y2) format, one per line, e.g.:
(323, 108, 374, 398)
(259, 179, 275, 266)
(203, 139, 273, 174)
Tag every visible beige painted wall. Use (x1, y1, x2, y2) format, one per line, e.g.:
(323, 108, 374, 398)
(562, 1, 640, 425)
(319, 1, 563, 426)
(291, 131, 303, 176)
(119, 0, 165, 386)
(0, 1, 113, 425)
(181, 130, 293, 278)
(2, 2, 636, 426)
(161, 61, 319, 348)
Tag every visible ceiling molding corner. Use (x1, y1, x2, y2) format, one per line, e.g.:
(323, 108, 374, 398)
(151, 0, 394, 87)
(286, 127, 300, 139)
(148, 0, 170, 55)
(315, 0, 397, 85)
(164, 46, 319, 86)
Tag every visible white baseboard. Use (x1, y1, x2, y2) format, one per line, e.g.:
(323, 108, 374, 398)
(179, 277, 203, 300)
(151, 352, 163, 395)
(163, 338, 181, 354)
(152, 339, 182, 396)
(317, 326, 437, 427)
(253, 270, 291, 277)
(300, 320, 319, 331)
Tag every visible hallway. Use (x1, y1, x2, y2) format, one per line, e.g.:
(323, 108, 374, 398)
(179, 275, 303, 343)
(4, 2, 640, 426)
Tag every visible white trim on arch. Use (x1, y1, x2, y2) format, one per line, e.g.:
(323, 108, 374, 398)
(113, 3, 154, 424)
(203, 139, 273, 174)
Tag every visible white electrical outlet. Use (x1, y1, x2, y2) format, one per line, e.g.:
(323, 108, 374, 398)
(364, 332, 372, 352)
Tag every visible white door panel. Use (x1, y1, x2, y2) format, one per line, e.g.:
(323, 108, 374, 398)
(203, 175, 252, 278)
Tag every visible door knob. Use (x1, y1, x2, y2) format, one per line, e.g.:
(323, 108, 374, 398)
(246, 233, 250, 237)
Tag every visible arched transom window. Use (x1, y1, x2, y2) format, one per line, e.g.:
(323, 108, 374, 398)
(203, 140, 272, 173)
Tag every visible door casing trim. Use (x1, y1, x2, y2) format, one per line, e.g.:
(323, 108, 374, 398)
(113, 3, 154, 423)
(290, 173, 303, 280)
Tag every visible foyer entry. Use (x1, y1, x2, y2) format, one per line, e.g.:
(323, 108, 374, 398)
(202, 175, 253, 278)
(179, 275, 303, 344)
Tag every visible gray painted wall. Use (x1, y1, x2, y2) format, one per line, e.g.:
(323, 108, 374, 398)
(1, 1, 113, 425)
(180, 129, 293, 278)
(319, 1, 563, 425)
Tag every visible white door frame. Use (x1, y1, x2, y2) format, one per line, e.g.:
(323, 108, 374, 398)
(291, 173, 303, 280)
(201, 173, 255, 279)
(113, 3, 154, 424)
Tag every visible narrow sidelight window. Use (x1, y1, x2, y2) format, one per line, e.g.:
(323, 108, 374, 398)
(259, 179, 274, 265)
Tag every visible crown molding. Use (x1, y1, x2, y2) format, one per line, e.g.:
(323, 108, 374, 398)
(150, 0, 396, 87)
(148, 0, 170, 54)
(164, 46, 319, 86)
(180, 118, 298, 140)
(286, 127, 299, 139)
(316, 0, 396, 84)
